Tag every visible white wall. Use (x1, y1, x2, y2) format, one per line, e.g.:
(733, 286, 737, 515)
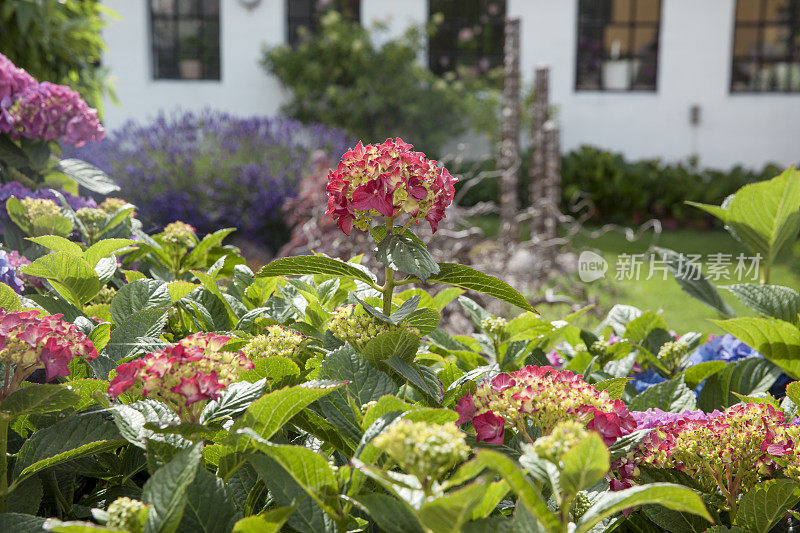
(512, 0, 800, 168)
(101, 0, 286, 129)
(101, 0, 800, 169)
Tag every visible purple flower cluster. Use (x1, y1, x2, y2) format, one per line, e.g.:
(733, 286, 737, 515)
(64, 109, 351, 247)
(0, 251, 24, 294)
(0, 54, 104, 146)
(631, 408, 721, 430)
(0, 182, 96, 227)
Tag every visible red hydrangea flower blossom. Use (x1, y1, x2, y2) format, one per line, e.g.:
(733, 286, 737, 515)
(472, 411, 506, 445)
(455, 365, 635, 446)
(108, 333, 253, 423)
(0, 309, 98, 396)
(325, 138, 457, 235)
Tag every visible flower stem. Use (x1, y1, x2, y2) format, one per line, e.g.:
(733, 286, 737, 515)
(382, 217, 396, 316)
(0, 415, 9, 512)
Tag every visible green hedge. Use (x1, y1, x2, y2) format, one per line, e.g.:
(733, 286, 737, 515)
(453, 145, 785, 225)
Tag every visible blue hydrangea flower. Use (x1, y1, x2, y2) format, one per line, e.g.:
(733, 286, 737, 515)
(685, 334, 760, 365)
(0, 251, 24, 294)
(630, 369, 666, 393)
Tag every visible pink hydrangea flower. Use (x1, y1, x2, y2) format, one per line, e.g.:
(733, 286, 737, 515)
(108, 333, 254, 423)
(325, 138, 457, 235)
(0, 309, 97, 395)
(455, 365, 635, 446)
(472, 411, 506, 444)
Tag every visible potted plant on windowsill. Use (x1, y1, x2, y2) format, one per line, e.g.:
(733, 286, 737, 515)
(178, 34, 202, 79)
(601, 40, 640, 90)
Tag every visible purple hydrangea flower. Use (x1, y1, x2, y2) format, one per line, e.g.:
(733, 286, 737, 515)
(0, 183, 96, 227)
(631, 408, 722, 430)
(0, 250, 24, 294)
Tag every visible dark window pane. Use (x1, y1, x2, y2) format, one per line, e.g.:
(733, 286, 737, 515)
(149, 0, 220, 80)
(428, 0, 507, 82)
(731, 0, 800, 91)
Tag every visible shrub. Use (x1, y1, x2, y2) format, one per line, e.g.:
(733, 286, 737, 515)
(262, 11, 496, 157)
(64, 110, 350, 250)
(0, 0, 112, 113)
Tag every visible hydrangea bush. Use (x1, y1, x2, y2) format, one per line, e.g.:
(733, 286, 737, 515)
(0, 136, 798, 532)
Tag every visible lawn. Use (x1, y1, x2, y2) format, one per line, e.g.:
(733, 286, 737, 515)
(470, 217, 800, 334)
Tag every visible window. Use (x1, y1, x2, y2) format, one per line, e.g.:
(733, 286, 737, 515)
(428, 0, 506, 78)
(575, 0, 661, 91)
(287, 0, 360, 47)
(731, 0, 800, 92)
(149, 0, 220, 80)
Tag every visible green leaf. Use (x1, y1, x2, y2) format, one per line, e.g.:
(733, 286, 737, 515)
(418, 483, 487, 533)
(575, 483, 711, 533)
(725, 284, 800, 325)
(40, 519, 120, 532)
(56, 159, 120, 195)
(229, 381, 345, 449)
(31, 215, 73, 238)
(712, 316, 800, 378)
(560, 433, 610, 495)
(0, 513, 46, 532)
(104, 308, 170, 363)
(385, 356, 444, 404)
(13, 412, 123, 481)
(232, 508, 296, 533)
(362, 330, 420, 365)
(734, 479, 800, 533)
(6, 197, 32, 234)
(244, 434, 338, 518)
(427, 264, 535, 312)
(255, 255, 377, 284)
(400, 307, 441, 335)
(183, 228, 236, 270)
(623, 311, 668, 344)
(0, 283, 21, 312)
(0, 384, 78, 417)
(681, 360, 727, 389)
(142, 442, 202, 533)
(688, 166, 800, 273)
(26, 235, 83, 255)
(21, 251, 99, 307)
(110, 279, 171, 326)
(377, 232, 440, 281)
(354, 493, 424, 533)
(476, 450, 560, 533)
(176, 469, 238, 533)
(628, 378, 697, 413)
(654, 247, 735, 317)
(698, 357, 783, 411)
(592, 378, 628, 399)
(200, 379, 268, 425)
(787, 381, 800, 406)
(83, 239, 136, 268)
(642, 504, 712, 533)
(112, 400, 190, 450)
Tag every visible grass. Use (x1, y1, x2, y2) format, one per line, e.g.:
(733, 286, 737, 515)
(470, 216, 800, 334)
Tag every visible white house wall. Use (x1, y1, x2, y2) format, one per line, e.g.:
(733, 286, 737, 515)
(101, 0, 800, 169)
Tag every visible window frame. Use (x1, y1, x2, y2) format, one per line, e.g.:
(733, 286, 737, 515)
(729, 0, 800, 94)
(574, 0, 663, 93)
(148, 0, 222, 81)
(427, 0, 507, 79)
(286, 0, 361, 48)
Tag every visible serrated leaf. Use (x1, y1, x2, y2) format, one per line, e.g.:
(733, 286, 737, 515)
(787, 381, 800, 406)
(681, 360, 727, 389)
(628, 378, 696, 413)
(354, 493, 423, 533)
(255, 255, 376, 284)
(13, 412, 123, 481)
(592, 378, 628, 399)
(112, 400, 191, 450)
(142, 442, 202, 533)
(688, 167, 800, 277)
(0, 384, 79, 417)
(427, 265, 535, 312)
(712, 316, 800, 379)
(176, 468, 238, 533)
(110, 279, 171, 326)
(94, 256, 117, 285)
(21, 251, 99, 307)
(0, 283, 21, 311)
(0, 513, 46, 532)
(575, 483, 711, 533)
(376, 233, 440, 281)
(31, 215, 73, 238)
(725, 284, 800, 325)
(362, 331, 420, 365)
(734, 479, 800, 533)
(418, 483, 487, 533)
(385, 356, 443, 404)
(229, 381, 345, 449)
(400, 307, 441, 335)
(200, 379, 268, 425)
(57, 158, 120, 194)
(232, 507, 296, 533)
(642, 504, 712, 533)
(655, 247, 735, 317)
(26, 235, 82, 255)
(698, 357, 783, 411)
(560, 433, 610, 495)
(104, 308, 170, 364)
(83, 239, 136, 268)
